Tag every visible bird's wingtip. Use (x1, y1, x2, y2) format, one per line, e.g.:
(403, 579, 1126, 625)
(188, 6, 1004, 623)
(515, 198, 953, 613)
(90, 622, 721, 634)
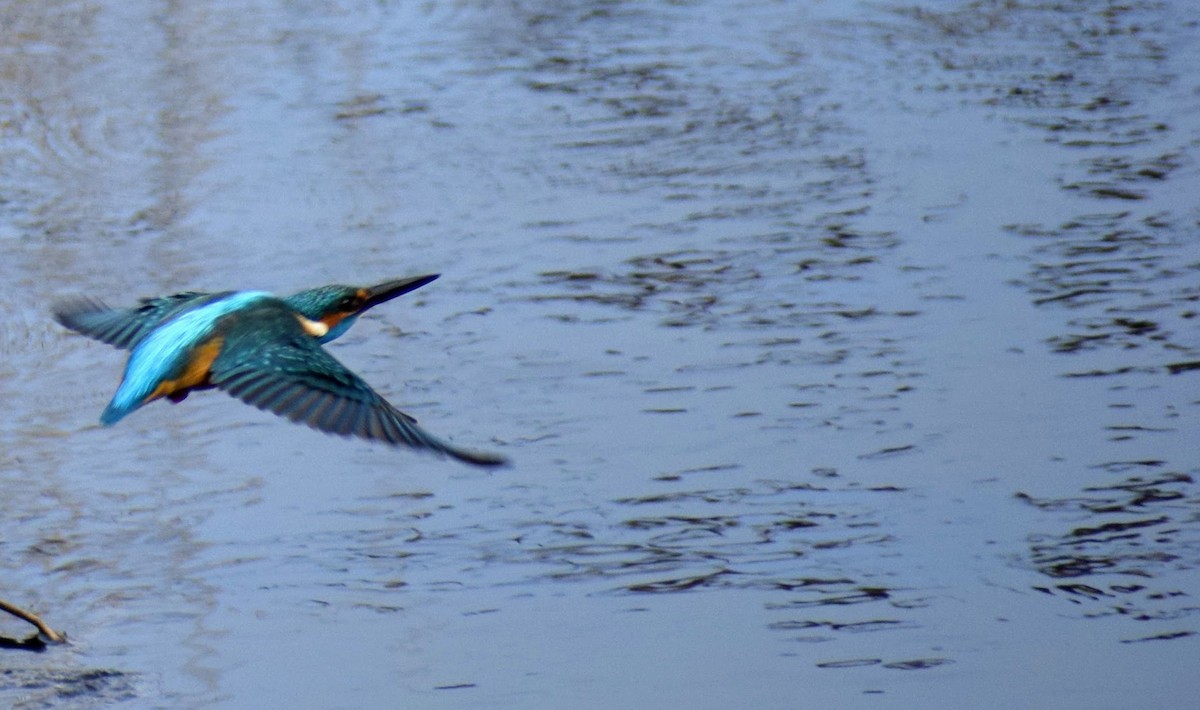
(50, 296, 107, 326)
(432, 434, 508, 468)
(453, 449, 510, 468)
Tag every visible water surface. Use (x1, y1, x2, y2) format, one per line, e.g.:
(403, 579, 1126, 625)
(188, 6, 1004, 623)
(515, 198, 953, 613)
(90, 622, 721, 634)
(0, 1, 1197, 708)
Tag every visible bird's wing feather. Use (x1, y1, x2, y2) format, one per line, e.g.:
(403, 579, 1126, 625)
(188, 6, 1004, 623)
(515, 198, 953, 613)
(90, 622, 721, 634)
(53, 292, 214, 350)
(209, 306, 505, 467)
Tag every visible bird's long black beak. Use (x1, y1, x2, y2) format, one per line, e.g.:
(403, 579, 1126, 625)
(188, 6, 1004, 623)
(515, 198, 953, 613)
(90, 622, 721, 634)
(363, 274, 440, 311)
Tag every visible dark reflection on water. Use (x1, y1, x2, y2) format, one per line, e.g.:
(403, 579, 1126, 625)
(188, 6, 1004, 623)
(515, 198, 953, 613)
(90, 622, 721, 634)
(532, 239, 911, 333)
(505, 477, 899, 593)
(1007, 209, 1197, 366)
(0, 668, 136, 709)
(875, 2, 1200, 655)
(882, 1, 1200, 369)
(1017, 463, 1198, 635)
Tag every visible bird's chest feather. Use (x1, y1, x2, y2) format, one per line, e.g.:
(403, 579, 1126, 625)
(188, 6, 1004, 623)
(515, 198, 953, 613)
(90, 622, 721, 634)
(149, 335, 225, 399)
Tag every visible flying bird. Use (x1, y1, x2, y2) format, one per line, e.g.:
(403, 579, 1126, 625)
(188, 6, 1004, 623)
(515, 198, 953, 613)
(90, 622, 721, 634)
(53, 276, 506, 467)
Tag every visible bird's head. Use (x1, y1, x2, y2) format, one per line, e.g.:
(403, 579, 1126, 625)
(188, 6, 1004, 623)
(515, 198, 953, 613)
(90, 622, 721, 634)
(284, 274, 439, 343)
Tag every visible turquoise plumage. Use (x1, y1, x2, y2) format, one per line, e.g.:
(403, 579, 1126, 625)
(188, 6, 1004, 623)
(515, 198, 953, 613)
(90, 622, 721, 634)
(53, 277, 505, 467)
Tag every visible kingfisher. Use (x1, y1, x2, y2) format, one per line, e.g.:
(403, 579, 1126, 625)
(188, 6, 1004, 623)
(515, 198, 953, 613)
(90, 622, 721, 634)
(52, 276, 506, 468)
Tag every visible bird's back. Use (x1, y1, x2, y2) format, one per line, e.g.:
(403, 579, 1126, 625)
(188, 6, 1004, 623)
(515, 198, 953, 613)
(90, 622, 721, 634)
(102, 291, 274, 423)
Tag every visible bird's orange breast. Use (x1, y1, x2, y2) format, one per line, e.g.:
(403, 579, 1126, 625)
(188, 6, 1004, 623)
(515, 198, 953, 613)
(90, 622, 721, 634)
(149, 336, 224, 401)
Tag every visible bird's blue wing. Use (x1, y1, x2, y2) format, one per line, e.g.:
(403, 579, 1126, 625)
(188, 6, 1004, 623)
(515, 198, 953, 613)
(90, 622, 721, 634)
(208, 308, 505, 467)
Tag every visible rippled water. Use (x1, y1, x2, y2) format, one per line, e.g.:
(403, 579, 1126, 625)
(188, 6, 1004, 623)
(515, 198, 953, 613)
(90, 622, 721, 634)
(0, 1, 1197, 708)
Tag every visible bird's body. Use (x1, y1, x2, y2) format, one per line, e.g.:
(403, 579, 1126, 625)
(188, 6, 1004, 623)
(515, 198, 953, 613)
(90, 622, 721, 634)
(53, 276, 506, 467)
(99, 290, 269, 424)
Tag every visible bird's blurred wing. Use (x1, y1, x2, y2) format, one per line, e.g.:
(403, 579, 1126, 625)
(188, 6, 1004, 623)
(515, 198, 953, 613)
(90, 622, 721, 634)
(53, 292, 213, 350)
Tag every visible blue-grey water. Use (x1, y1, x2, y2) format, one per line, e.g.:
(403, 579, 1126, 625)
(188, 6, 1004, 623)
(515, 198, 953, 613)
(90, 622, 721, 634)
(1, 1, 1197, 708)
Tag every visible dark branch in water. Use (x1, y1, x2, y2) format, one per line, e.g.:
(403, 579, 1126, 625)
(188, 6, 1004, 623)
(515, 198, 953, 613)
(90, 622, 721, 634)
(0, 597, 66, 646)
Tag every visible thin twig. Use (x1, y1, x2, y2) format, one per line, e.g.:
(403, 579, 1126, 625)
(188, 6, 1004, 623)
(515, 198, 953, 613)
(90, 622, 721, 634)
(0, 597, 66, 643)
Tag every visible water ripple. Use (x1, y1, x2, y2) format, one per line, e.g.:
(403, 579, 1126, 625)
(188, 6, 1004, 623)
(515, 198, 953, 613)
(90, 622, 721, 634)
(1017, 464, 1200, 632)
